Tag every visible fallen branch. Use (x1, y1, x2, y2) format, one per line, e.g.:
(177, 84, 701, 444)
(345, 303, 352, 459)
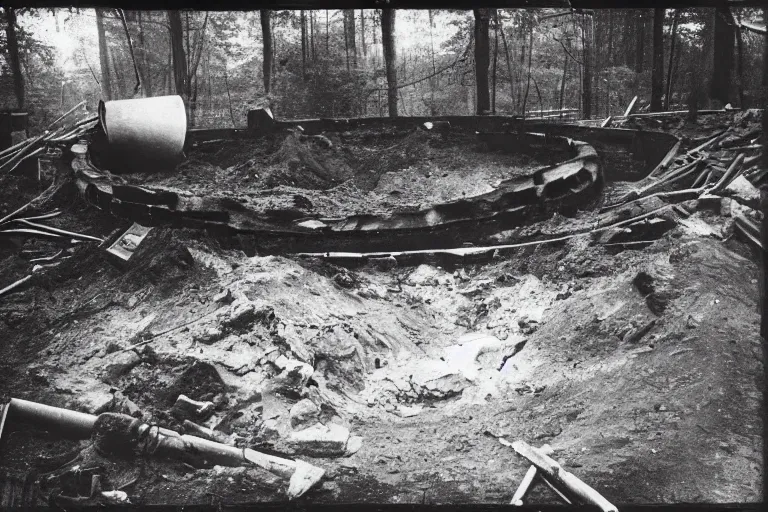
(10, 219, 104, 243)
(0, 228, 64, 239)
(0, 164, 71, 225)
(29, 249, 64, 263)
(0, 275, 32, 300)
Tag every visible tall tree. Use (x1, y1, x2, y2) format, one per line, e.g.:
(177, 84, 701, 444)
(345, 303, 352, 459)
(300, 10, 307, 79)
(651, 8, 665, 111)
(635, 10, 645, 73)
(381, 9, 398, 117)
(4, 7, 25, 108)
(345, 10, 358, 69)
(582, 12, 594, 119)
(168, 10, 187, 98)
(360, 10, 366, 59)
(137, 11, 153, 97)
(665, 9, 681, 110)
(711, 6, 735, 105)
(474, 8, 491, 115)
(261, 9, 272, 95)
(96, 8, 113, 101)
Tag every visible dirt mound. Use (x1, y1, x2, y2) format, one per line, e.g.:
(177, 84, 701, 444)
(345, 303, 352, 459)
(265, 132, 356, 190)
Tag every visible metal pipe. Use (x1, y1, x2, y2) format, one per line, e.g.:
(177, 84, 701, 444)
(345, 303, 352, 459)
(7, 398, 97, 440)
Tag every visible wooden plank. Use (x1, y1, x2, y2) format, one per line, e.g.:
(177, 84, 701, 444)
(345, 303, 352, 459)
(623, 96, 639, 117)
(600, 116, 613, 128)
(511, 440, 618, 512)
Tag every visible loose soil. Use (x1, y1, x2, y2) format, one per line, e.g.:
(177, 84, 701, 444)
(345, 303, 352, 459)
(122, 126, 568, 219)
(0, 113, 763, 507)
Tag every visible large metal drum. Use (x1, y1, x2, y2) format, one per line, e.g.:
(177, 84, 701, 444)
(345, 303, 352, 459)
(98, 95, 187, 172)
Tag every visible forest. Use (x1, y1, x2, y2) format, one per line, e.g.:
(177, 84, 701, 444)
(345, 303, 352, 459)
(1, 6, 766, 130)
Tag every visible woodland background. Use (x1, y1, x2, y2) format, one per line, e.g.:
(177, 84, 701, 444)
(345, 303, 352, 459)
(1, 7, 765, 132)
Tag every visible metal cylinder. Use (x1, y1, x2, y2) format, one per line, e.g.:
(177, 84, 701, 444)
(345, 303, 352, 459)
(98, 95, 187, 173)
(7, 398, 97, 440)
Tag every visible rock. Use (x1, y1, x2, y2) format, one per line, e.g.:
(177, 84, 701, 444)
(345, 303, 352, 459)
(272, 359, 314, 395)
(213, 288, 234, 304)
(171, 394, 215, 421)
(290, 399, 320, 430)
(113, 391, 142, 418)
(102, 351, 141, 384)
(723, 175, 760, 210)
(344, 435, 363, 456)
(194, 325, 225, 344)
(333, 273, 356, 289)
(223, 299, 265, 330)
(288, 422, 351, 457)
(406, 265, 445, 286)
(75, 387, 115, 415)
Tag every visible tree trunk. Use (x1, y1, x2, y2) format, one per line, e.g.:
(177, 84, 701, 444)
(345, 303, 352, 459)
(559, 48, 568, 115)
(607, 10, 613, 116)
(310, 11, 316, 62)
(665, 9, 680, 110)
(96, 8, 113, 101)
(343, 10, 358, 70)
(361, 9, 366, 59)
(301, 10, 307, 79)
(710, 6, 735, 106)
(582, 13, 593, 119)
(734, 10, 745, 107)
(138, 11, 153, 97)
(522, 18, 533, 116)
(343, 12, 351, 72)
(168, 10, 187, 98)
(109, 43, 125, 99)
(326, 11, 329, 53)
(381, 8, 398, 117)
(4, 7, 24, 109)
(261, 9, 272, 95)
(635, 10, 645, 74)
(474, 8, 491, 115)
(429, 10, 437, 115)
(624, 9, 636, 71)
(651, 8, 665, 112)
(499, 17, 514, 112)
(491, 10, 499, 113)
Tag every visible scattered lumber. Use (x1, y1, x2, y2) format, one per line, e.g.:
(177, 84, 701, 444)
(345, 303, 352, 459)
(511, 440, 618, 512)
(511, 443, 555, 506)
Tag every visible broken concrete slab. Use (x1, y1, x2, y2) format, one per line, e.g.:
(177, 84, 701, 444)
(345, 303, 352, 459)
(287, 422, 351, 457)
